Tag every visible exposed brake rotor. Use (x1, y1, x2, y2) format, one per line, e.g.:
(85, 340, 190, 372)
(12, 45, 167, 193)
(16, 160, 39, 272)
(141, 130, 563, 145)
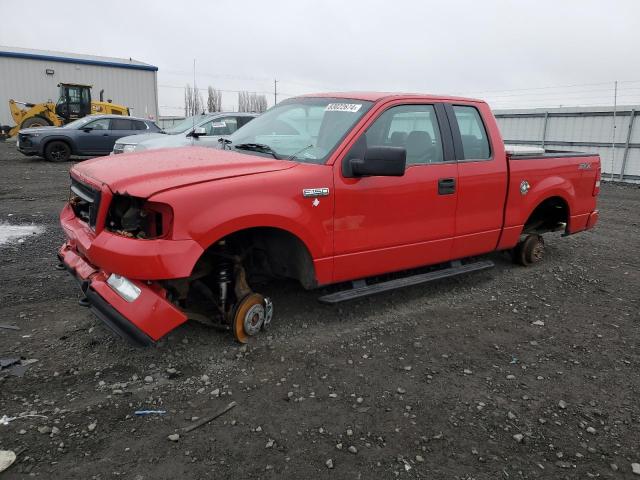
(233, 293, 266, 343)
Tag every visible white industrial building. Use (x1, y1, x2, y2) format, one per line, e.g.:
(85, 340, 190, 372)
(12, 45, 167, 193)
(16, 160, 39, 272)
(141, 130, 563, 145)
(0, 45, 158, 127)
(494, 106, 640, 182)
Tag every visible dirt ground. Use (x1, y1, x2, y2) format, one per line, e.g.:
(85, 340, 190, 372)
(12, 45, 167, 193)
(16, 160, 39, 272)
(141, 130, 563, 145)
(0, 140, 639, 480)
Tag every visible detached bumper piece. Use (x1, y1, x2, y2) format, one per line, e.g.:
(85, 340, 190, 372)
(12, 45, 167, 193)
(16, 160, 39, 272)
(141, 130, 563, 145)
(59, 243, 188, 347)
(83, 286, 154, 347)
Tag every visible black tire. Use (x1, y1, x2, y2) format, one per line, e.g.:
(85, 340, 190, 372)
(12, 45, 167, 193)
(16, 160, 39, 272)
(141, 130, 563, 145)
(21, 116, 52, 129)
(513, 234, 545, 266)
(44, 141, 71, 162)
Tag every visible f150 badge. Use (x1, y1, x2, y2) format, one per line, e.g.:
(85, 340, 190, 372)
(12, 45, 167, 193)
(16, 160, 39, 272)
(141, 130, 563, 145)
(520, 180, 530, 195)
(303, 188, 329, 207)
(303, 188, 329, 197)
(578, 162, 592, 170)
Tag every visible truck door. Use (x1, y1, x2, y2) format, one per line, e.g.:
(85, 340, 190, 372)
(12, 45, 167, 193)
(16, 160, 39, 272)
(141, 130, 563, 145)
(445, 103, 508, 259)
(332, 102, 458, 282)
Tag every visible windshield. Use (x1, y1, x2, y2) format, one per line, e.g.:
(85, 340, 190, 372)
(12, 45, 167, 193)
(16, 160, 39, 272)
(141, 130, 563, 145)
(163, 115, 209, 134)
(225, 97, 373, 164)
(62, 117, 93, 129)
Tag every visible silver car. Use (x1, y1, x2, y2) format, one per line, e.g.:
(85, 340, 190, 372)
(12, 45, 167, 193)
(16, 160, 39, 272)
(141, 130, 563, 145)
(112, 112, 257, 154)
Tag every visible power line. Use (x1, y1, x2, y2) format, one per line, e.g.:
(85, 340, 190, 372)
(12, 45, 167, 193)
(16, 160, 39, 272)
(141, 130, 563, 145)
(157, 83, 296, 97)
(456, 80, 618, 96)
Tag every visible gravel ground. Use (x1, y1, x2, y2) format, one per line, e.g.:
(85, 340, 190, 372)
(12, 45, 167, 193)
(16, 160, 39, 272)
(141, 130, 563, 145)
(0, 141, 639, 479)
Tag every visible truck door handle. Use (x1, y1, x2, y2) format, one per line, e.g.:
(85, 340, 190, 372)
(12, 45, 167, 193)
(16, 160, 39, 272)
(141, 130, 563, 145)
(438, 178, 456, 195)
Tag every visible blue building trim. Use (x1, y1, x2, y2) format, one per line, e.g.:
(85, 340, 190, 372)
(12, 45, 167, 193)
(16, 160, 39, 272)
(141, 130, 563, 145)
(0, 50, 158, 72)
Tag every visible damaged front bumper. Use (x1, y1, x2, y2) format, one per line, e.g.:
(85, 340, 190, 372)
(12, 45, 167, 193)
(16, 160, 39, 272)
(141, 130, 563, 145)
(58, 243, 188, 346)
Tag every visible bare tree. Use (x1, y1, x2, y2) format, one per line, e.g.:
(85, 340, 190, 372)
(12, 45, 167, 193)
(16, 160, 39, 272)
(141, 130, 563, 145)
(184, 84, 204, 116)
(207, 86, 222, 113)
(184, 84, 192, 117)
(238, 91, 247, 112)
(238, 91, 268, 113)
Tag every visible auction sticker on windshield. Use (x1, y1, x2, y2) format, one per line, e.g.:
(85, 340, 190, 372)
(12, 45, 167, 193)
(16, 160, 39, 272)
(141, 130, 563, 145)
(325, 103, 362, 113)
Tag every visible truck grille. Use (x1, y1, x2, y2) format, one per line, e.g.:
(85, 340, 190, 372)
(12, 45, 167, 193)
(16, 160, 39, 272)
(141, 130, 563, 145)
(69, 178, 101, 230)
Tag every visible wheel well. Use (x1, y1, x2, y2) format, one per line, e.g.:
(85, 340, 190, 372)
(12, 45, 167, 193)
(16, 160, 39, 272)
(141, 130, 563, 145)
(523, 196, 569, 234)
(42, 137, 72, 155)
(198, 227, 317, 290)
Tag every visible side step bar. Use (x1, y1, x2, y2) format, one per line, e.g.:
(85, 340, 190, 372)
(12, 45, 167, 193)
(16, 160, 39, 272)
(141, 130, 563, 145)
(318, 260, 494, 304)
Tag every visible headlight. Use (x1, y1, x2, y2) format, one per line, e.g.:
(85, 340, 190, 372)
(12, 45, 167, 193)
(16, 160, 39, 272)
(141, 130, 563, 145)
(106, 194, 173, 239)
(107, 274, 141, 302)
(123, 144, 137, 153)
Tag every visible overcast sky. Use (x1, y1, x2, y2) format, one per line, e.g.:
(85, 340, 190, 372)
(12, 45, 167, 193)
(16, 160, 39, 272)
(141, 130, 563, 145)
(2, 0, 639, 114)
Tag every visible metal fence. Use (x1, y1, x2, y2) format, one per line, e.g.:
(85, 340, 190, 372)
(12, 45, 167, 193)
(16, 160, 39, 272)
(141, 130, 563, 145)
(494, 106, 640, 182)
(157, 116, 185, 129)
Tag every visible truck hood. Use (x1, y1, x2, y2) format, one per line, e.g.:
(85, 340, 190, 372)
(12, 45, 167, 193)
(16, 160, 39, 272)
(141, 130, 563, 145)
(72, 146, 296, 197)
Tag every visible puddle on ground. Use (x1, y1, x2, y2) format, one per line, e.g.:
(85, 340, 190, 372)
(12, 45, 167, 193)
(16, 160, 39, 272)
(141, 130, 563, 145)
(0, 223, 45, 246)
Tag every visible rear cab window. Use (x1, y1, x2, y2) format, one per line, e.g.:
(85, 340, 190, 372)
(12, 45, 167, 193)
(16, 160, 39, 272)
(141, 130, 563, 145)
(110, 119, 134, 130)
(452, 105, 491, 160)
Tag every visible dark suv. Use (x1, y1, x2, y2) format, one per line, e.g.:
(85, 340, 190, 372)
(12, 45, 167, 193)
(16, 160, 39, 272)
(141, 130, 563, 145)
(17, 115, 160, 162)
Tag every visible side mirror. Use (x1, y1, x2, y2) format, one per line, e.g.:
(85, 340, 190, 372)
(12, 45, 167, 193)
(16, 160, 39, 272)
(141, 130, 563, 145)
(346, 146, 406, 177)
(190, 126, 207, 137)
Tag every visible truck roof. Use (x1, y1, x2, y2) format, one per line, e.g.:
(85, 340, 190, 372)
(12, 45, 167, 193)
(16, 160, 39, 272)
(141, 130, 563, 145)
(297, 91, 485, 104)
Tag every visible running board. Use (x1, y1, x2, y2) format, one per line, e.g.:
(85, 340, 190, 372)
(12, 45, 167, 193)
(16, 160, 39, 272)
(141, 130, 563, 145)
(318, 260, 495, 304)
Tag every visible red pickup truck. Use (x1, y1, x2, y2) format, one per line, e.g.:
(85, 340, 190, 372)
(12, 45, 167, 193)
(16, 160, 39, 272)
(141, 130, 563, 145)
(58, 92, 600, 345)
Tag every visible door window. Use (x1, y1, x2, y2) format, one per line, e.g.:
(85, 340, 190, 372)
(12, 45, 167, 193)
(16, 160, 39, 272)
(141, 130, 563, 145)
(452, 106, 491, 160)
(110, 118, 135, 130)
(81, 88, 90, 106)
(202, 117, 238, 136)
(359, 105, 444, 164)
(83, 118, 110, 130)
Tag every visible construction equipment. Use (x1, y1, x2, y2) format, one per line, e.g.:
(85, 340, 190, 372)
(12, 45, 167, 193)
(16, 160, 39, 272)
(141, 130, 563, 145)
(4, 83, 130, 138)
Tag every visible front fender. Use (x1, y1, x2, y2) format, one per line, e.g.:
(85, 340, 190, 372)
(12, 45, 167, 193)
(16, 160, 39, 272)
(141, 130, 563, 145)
(186, 196, 326, 258)
(149, 167, 334, 267)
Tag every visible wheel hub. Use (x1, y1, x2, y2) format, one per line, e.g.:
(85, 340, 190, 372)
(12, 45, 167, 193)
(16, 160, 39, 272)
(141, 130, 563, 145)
(531, 242, 544, 261)
(243, 303, 265, 336)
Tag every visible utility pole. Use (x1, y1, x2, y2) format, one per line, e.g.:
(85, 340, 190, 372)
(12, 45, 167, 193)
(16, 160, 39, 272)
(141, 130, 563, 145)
(611, 80, 618, 181)
(274, 79, 278, 106)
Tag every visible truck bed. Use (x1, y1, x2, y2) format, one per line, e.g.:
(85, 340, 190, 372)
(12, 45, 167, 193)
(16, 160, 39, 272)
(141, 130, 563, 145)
(498, 149, 600, 250)
(507, 147, 600, 160)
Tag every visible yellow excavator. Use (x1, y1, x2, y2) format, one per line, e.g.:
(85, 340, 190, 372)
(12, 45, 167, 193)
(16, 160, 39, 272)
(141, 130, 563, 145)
(4, 83, 130, 138)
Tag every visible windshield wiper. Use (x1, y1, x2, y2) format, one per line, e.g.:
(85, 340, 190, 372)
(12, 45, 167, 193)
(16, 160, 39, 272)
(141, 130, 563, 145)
(288, 144, 314, 161)
(234, 143, 280, 159)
